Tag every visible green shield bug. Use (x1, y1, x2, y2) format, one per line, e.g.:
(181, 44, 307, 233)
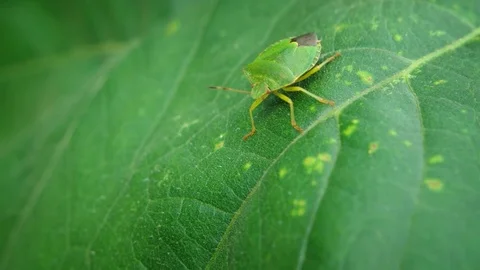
(210, 32, 340, 140)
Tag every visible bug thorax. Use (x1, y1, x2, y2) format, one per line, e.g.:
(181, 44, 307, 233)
(251, 82, 269, 99)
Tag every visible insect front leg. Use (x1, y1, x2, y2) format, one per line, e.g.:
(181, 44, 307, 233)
(283, 86, 335, 106)
(272, 92, 303, 133)
(243, 93, 270, 141)
(295, 52, 341, 83)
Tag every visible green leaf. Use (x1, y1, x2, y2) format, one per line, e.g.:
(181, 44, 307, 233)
(1, 0, 479, 269)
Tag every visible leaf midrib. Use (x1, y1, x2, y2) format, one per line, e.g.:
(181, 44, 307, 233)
(206, 26, 480, 268)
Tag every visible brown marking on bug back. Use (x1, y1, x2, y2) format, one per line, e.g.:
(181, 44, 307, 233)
(291, 32, 318, 47)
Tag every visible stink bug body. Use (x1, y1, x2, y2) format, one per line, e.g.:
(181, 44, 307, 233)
(210, 32, 340, 140)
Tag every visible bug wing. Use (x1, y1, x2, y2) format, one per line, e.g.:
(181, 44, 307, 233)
(276, 33, 321, 78)
(245, 33, 321, 88)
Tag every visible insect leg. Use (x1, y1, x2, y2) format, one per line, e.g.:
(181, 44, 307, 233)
(283, 86, 335, 106)
(295, 52, 341, 83)
(243, 93, 270, 141)
(272, 92, 303, 133)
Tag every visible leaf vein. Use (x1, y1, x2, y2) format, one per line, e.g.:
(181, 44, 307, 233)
(146, 215, 190, 270)
(151, 197, 234, 216)
(396, 73, 427, 269)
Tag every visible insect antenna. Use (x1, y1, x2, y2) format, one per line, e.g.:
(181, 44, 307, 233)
(208, 86, 250, 95)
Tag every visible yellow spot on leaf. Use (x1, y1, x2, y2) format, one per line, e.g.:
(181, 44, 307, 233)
(428, 155, 444, 164)
(356, 70, 374, 85)
(434, 79, 447, 85)
(309, 105, 317, 112)
(429, 30, 446, 37)
(461, 109, 467, 114)
(293, 199, 306, 206)
(394, 34, 403, 42)
(424, 178, 444, 192)
(312, 160, 324, 174)
(388, 129, 398, 136)
(303, 156, 316, 167)
(243, 162, 252, 171)
(303, 154, 328, 174)
(381, 65, 389, 70)
(279, 168, 288, 178)
(403, 140, 412, 147)
(311, 180, 317, 186)
(214, 141, 224, 151)
(343, 124, 357, 137)
(342, 119, 360, 137)
(291, 199, 307, 216)
(318, 153, 332, 162)
(345, 65, 353, 72)
(165, 20, 180, 36)
(368, 142, 379, 155)
(344, 80, 352, 86)
(328, 138, 337, 144)
(343, 119, 359, 137)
